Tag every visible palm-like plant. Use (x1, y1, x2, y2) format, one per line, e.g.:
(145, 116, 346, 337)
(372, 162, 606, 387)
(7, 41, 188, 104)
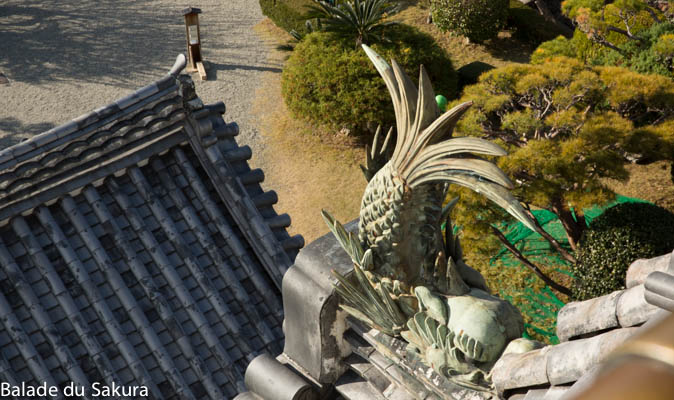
(277, 20, 318, 52)
(305, 0, 401, 48)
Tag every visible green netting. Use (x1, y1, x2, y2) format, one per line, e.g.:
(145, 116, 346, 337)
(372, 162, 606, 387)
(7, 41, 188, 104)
(490, 195, 650, 342)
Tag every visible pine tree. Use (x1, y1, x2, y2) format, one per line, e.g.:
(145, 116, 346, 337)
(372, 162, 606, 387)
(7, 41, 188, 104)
(452, 57, 674, 295)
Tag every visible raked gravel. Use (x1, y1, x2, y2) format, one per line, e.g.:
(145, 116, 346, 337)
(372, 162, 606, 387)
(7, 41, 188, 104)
(0, 0, 281, 155)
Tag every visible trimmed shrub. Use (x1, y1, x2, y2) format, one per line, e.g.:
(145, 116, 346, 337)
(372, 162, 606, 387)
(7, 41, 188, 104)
(430, 0, 509, 43)
(507, 0, 569, 45)
(281, 25, 457, 136)
(572, 203, 674, 300)
(531, 30, 604, 65)
(260, 0, 313, 34)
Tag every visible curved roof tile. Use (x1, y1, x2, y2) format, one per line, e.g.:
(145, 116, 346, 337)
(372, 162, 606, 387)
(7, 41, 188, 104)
(0, 54, 302, 398)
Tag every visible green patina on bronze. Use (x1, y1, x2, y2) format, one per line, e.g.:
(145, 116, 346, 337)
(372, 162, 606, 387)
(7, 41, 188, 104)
(323, 45, 541, 391)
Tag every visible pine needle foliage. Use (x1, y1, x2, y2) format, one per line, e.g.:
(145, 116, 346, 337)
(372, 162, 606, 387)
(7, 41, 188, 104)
(452, 57, 674, 288)
(533, 0, 674, 78)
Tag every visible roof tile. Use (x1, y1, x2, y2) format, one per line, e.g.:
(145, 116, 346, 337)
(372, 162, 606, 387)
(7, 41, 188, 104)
(547, 327, 638, 385)
(626, 251, 673, 288)
(0, 55, 299, 399)
(556, 291, 621, 342)
(492, 346, 551, 392)
(616, 284, 659, 327)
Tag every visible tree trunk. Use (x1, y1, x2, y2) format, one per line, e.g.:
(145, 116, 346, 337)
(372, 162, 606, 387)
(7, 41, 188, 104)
(533, 0, 574, 38)
(523, 206, 577, 264)
(491, 226, 572, 296)
(551, 200, 586, 252)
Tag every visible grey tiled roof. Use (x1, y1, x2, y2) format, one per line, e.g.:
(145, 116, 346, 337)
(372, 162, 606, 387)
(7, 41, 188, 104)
(234, 222, 673, 400)
(0, 54, 302, 399)
(492, 251, 674, 400)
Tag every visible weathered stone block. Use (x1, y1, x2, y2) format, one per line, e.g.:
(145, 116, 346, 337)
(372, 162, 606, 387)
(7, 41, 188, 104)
(556, 291, 621, 342)
(335, 373, 388, 400)
(626, 252, 673, 289)
(546, 327, 638, 385)
(616, 284, 659, 327)
(383, 384, 416, 400)
(645, 271, 674, 311)
(492, 347, 551, 393)
(244, 354, 317, 400)
(540, 386, 570, 400)
(232, 392, 263, 400)
(362, 366, 391, 392)
(281, 220, 358, 383)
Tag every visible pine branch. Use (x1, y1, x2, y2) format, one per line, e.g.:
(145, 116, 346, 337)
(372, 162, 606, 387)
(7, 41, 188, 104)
(491, 226, 572, 297)
(645, 6, 662, 24)
(551, 200, 585, 252)
(606, 26, 644, 41)
(522, 205, 577, 265)
(590, 33, 627, 54)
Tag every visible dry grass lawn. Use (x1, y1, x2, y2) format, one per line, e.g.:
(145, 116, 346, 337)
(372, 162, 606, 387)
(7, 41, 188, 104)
(603, 161, 674, 213)
(395, 2, 535, 68)
(251, 20, 367, 243)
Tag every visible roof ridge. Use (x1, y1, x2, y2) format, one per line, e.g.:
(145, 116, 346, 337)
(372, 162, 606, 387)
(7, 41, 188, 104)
(0, 55, 190, 222)
(0, 54, 186, 169)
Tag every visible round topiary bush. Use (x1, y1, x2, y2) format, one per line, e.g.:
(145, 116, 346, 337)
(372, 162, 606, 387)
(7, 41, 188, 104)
(431, 0, 509, 43)
(572, 202, 674, 300)
(281, 24, 457, 137)
(259, 0, 313, 34)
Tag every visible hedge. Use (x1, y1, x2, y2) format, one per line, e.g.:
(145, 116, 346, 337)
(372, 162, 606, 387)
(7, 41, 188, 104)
(281, 25, 457, 136)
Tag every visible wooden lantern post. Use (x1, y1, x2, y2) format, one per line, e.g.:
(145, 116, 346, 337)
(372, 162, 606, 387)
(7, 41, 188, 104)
(183, 7, 207, 80)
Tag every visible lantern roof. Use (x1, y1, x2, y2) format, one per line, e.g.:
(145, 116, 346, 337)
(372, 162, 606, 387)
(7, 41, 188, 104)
(182, 6, 202, 16)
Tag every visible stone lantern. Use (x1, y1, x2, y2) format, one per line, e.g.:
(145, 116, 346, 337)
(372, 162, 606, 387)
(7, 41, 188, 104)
(183, 7, 207, 80)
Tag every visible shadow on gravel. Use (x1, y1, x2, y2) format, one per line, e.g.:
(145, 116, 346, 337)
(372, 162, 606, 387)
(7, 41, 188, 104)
(0, 117, 54, 136)
(0, 1, 183, 87)
(208, 62, 281, 80)
(0, 118, 54, 149)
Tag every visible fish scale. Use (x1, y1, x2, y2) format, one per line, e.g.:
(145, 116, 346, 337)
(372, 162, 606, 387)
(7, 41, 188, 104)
(359, 163, 446, 283)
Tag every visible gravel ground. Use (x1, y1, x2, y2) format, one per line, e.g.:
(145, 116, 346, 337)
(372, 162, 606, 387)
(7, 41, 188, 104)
(0, 0, 281, 154)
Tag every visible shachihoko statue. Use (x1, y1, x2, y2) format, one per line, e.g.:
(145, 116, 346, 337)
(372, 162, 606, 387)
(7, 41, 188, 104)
(322, 45, 543, 392)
